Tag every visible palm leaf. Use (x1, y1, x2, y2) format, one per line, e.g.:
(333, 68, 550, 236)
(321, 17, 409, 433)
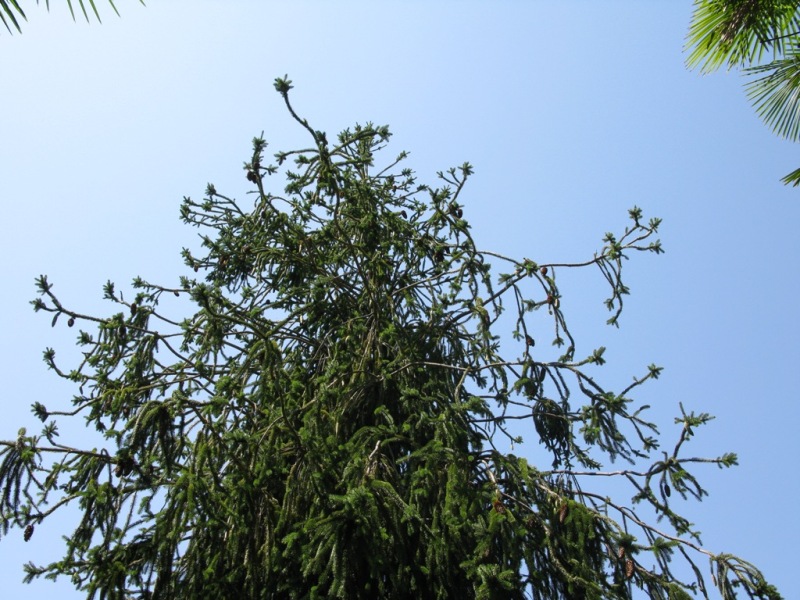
(685, 0, 800, 73)
(0, 0, 25, 33)
(65, 0, 119, 23)
(745, 47, 800, 141)
(1, 0, 136, 33)
(780, 165, 800, 184)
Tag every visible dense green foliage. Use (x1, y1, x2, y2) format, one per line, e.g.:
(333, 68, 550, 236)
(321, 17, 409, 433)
(0, 79, 782, 599)
(686, 0, 800, 185)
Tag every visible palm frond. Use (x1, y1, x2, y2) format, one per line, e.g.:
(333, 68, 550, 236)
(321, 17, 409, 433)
(1, 0, 137, 33)
(685, 0, 800, 73)
(745, 47, 800, 140)
(65, 0, 116, 23)
(780, 165, 800, 184)
(0, 0, 26, 34)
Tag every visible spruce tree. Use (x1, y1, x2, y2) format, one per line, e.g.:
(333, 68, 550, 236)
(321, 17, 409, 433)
(0, 78, 781, 599)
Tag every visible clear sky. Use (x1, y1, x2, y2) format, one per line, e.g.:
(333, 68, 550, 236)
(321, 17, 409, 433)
(2, 1, 798, 598)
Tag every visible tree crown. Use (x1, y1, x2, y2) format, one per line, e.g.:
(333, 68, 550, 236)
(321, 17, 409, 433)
(0, 78, 781, 599)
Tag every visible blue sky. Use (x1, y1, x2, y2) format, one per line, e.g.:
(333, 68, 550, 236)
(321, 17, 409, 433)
(2, 1, 798, 598)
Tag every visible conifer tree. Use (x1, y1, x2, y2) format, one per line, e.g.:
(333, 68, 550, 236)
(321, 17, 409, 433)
(0, 78, 781, 599)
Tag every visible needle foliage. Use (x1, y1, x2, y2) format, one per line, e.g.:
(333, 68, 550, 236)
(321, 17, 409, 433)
(0, 79, 781, 599)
